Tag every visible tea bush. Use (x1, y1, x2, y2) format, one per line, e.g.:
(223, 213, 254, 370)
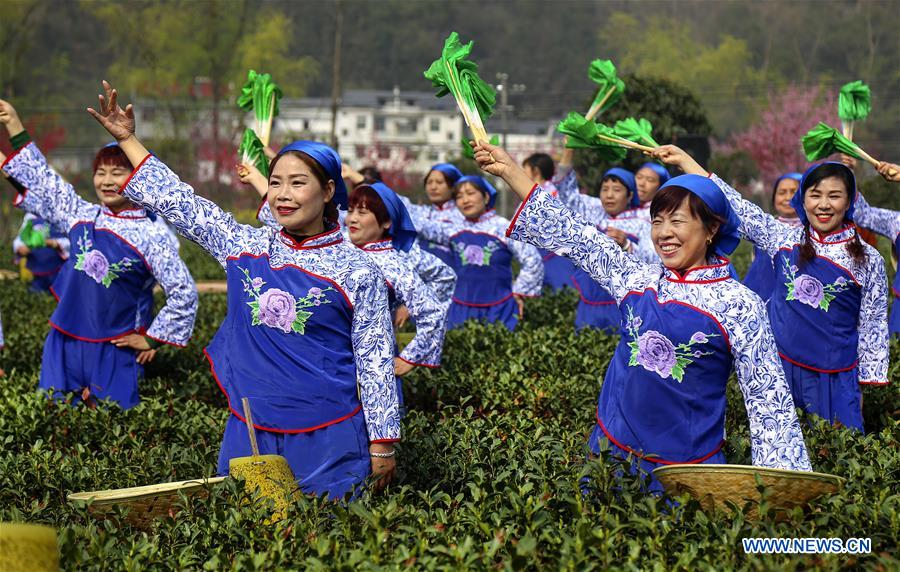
(0, 242, 897, 571)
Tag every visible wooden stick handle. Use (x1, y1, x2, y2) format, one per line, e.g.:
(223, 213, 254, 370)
(852, 144, 880, 168)
(597, 133, 655, 153)
(261, 98, 276, 148)
(241, 397, 260, 457)
(585, 85, 617, 121)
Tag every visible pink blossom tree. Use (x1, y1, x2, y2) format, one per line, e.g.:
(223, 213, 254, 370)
(719, 85, 838, 186)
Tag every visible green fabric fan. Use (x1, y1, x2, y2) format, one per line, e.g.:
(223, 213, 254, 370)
(461, 135, 499, 159)
(424, 32, 496, 142)
(837, 80, 871, 140)
(586, 59, 625, 119)
(238, 128, 269, 178)
(801, 122, 870, 163)
(613, 117, 659, 148)
(20, 219, 48, 250)
(236, 70, 283, 147)
(557, 112, 627, 162)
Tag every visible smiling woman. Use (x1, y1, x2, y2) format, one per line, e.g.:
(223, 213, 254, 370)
(654, 145, 889, 433)
(83, 81, 401, 498)
(470, 140, 811, 492)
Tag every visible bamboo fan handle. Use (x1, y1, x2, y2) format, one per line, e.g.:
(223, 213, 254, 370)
(852, 145, 881, 169)
(596, 133, 655, 153)
(585, 84, 617, 121)
(241, 397, 261, 457)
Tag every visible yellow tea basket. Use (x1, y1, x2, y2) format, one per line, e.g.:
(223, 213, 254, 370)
(0, 523, 59, 572)
(653, 464, 843, 519)
(67, 476, 227, 528)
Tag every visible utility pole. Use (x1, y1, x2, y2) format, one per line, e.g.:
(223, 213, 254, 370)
(495, 72, 525, 217)
(330, 0, 343, 148)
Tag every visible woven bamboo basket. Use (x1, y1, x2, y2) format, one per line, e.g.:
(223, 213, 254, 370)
(653, 464, 843, 518)
(0, 523, 59, 572)
(67, 476, 227, 528)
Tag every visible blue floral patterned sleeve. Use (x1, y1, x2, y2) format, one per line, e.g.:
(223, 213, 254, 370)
(709, 174, 793, 257)
(143, 234, 199, 347)
(122, 156, 267, 266)
(854, 193, 900, 240)
(406, 242, 457, 304)
(2, 143, 98, 231)
(346, 263, 401, 442)
(507, 185, 656, 302)
(501, 218, 544, 297)
(413, 215, 455, 246)
(722, 290, 813, 470)
(373, 249, 447, 367)
(857, 253, 890, 384)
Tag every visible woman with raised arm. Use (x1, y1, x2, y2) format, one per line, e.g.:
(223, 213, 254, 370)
(88, 81, 399, 498)
(634, 162, 671, 216)
(0, 99, 197, 409)
(742, 173, 803, 301)
(400, 163, 466, 268)
(409, 175, 543, 331)
(471, 140, 811, 492)
(654, 145, 888, 432)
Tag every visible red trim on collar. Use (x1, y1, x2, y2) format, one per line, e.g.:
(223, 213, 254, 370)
(433, 201, 453, 211)
(776, 247, 861, 288)
(622, 289, 731, 348)
(118, 153, 153, 195)
(359, 239, 394, 252)
(596, 414, 725, 465)
(506, 184, 539, 237)
(225, 251, 353, 309)
(664, 257, 732, 284)
(809, 223, 856, 244)
(278, 225, 343, 250)
(102, 206, 147, 220)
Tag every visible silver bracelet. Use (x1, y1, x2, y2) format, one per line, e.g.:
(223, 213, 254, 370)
(370, 450, 396, 458)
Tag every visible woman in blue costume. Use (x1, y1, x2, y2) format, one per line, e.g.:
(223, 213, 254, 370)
(345, 183, 450, 406)
(400, 163, 465, 268)
(522, 152, 576, 291)
(88, 81, 399, 497)
(742, 173, 803, 300)
(0, 98, 198, 410)
(656, 146, 888, 433)
(410, 175, 543, 331)
(472, 140, 811, 492)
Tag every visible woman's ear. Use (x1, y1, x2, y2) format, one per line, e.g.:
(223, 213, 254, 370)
(708, 221, 721, 243)
(324, 180, 336, 203)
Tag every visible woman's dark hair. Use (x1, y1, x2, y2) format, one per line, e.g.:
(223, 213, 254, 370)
(348, 186, 390, 236)
(423, 169, 454, 188)
(523, 153, 555, 181)
(771, 177, 799, 209)
(796, 163, 866, 267)
(600, 175, 632, 199)
(268, 151, 339, 222)
(359, 166, 382, 185)
(93, 145, 133, 173)
(650, 186, 725, 258)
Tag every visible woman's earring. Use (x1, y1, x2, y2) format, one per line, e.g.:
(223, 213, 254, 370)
(706, 237, 713, 245)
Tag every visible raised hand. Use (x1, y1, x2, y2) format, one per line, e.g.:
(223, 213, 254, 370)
(651, 145, 708, 176)
(0, 99, 25, 136)
(876, 161, 900, 183)
(236, 163, 268, 198)
(86, 80, 136, 142)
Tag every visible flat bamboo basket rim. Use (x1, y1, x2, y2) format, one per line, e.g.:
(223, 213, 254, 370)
(67, 476, 228, 505)
(653, 464, 844, 486)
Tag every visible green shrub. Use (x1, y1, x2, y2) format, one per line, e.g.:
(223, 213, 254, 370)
(0, 240, 897, 570)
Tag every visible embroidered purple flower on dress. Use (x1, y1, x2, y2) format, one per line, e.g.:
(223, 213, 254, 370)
(835, 276, 847, 286)
(251, 277, 264, 290)
(257, 288, 298, 333)
(81, 249, 110, 283)
(308, 287, 323, 297)
(793, 274, 825, 308)
(690, 332, 708, 344)
(463, 245, 483, 266)
(635, 330, 678, 379)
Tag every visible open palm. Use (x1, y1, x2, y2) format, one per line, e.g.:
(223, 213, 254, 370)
(86, 80, 135, 142)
